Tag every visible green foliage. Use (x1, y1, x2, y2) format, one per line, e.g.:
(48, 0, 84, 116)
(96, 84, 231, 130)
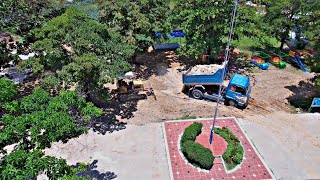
(180, 122, 214, 170)
(0, 88, 102, 150)
(181, 141, 214, 170)
(262, 0, 313, 50)
(96, 0, 171, 50)
(0, 149, 71, 180)
(180, 122, 202, 144)
(232, 5, 278, 50)
(0, 0, 65, 35)
(169, 0, 234, 58)
(0, 38, 22, 68)
(0, 78, 17, 104)
(0, 87, 103, 179)
(26, 7, 134, 94)
(215, 127, 244, 170)
(19, 87, 51, 113)
(40, 73, 62, 95)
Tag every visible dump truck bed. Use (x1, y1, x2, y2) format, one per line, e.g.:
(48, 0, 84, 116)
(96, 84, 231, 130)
(182, 63, 226, 85)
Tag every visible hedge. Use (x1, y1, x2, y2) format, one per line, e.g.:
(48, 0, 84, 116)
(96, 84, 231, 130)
(215, 127, 244, 170)
(181, 141, 214, 170)
(180, 122, 202, 144)
(180, 122, 214, 170)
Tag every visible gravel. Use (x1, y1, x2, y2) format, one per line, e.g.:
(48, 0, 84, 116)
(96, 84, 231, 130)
(188, 64, 223, 75)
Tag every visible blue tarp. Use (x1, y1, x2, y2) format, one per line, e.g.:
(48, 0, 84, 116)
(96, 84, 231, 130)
(229, 74, 250, 88)
(169, 30, 185, 38)
(155, 32, 163, 38)
(155, 30, 185, 39)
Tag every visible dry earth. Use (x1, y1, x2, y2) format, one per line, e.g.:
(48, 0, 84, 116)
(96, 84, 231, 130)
(128, 52, 315, 124)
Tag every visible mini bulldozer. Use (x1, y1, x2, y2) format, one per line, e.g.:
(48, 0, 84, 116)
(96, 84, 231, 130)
(116, 78, 156, 102)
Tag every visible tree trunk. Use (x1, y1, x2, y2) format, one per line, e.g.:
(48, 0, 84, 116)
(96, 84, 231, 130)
(279, 37, 286, 50)
(279, 28, 290, 51)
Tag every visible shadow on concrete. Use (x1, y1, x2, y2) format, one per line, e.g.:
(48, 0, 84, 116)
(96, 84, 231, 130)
(89, 91, 147, 135)
(72, 160, 117, 180)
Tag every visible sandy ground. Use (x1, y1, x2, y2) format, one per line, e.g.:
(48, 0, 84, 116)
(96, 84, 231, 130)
(128, 53, 314, 124)
(43, 51, 320, 179)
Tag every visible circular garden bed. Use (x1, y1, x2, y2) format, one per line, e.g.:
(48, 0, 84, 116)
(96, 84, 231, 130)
(180, 122, 244, 171)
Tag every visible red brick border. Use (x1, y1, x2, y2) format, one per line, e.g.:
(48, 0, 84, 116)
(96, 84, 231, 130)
(163, 118, 274, 180)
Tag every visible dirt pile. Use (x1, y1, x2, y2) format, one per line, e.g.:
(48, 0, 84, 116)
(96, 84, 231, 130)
(188, 64, 223, 75)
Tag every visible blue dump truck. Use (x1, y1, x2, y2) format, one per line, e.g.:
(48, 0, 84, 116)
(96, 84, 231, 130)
(182, 64, 252, 108)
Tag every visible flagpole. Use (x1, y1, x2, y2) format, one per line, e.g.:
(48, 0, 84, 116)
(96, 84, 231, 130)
(210, 0, 239, 144)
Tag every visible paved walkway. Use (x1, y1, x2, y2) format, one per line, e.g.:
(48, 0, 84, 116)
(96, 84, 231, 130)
(44, 123, 170, 180)
(163, 118, 275, 180)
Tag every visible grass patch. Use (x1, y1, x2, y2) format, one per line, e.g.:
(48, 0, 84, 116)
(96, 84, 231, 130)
(155, 37, 186, 45)
(168, 37, 186, 45)
(233, 36, 280, 51)
(176, 115, 197, 120)
(180, 122, 214, 170)
(214, 127, 244, 170)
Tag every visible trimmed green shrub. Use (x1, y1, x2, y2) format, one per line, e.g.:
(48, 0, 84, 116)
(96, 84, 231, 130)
(180, 122, 214, 170)
(215, 127, 244, 170)
(182, 141, 214, 170)
(181, 122, 202, 144)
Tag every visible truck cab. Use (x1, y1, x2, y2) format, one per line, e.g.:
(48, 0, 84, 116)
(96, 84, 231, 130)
(182, 66, 252, 108)
(225, 74, 251, 107)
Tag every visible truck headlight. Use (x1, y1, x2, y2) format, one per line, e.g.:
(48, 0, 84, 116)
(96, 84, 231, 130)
(237, 96, 247, 103)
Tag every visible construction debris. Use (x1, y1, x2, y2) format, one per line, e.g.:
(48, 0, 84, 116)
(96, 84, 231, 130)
(188, 64, 223, 75)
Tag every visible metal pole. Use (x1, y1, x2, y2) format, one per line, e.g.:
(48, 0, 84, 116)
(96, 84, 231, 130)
(210, 0, 239, 144)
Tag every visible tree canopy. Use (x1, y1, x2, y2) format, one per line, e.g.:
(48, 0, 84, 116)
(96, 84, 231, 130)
(96, 0, 171, 50)
(0, 87, 103, 179)
(0, 0, 65, 35)
(25, 7, 135, 94)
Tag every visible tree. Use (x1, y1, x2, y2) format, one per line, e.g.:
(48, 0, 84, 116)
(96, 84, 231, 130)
(0, 0, 65, 35)
(0, 88, 103, 179)
(24, 7, 135, 95)
(301, 0, 320, 53)
(263, 0, 305, 50)
(95, 0, 171, 51)
(0, 0, 67, 69)
(232, 3, 277, 50)
(168, 0, 235, 59)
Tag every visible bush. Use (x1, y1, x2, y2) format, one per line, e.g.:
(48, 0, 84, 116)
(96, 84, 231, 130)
(215, 127, 244, 170)
(0, 78, 17, 104)
(181, 141, 214, 170)
(180, 122, 202, 144)
(180, 122, 214, 170)
(40, 74, 62, 95)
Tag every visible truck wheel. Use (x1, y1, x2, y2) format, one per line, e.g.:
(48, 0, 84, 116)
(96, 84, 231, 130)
(228, 100, 237, 107)
(192, 89, 203, 100)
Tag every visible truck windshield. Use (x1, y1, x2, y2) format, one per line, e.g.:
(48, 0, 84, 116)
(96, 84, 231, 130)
(230, 85, 246, 95)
